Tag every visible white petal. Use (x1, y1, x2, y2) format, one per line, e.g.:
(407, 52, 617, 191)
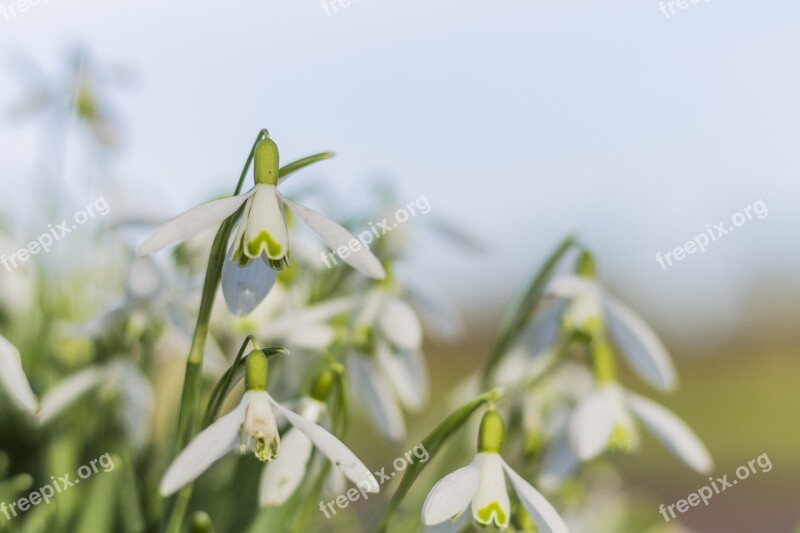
(268, 394, 379, 493)
(347, 353, 406, 442)
(378, 297, 423, 350)
(286, 324, 336, 351)
(282, 197, 386, 279)
(243, 185, 289, 260)
(260, 296, 355, 343)
(160, 402, 245, 496)
(0, 335, 38, 414)
(221, 245, 277, 317)
(548, 275, 595, 298)
(568, 387, 618, 460)
(421, 458, 480, 526)
(138, 191, 253, 255)
(112, 360, 155, 448)
(404, 280, 464, 341)
(422, 510, 470, 533)
(502, 459, 570, 533)
(37, 367, 105, 424)
(604, 296, 678, 391)
(375, 342, 428, 410)
(259, 426, 313, 506)
(537, 435, 581, 492)
(471, 453, 510, 528)
(625, 392, 713, 473)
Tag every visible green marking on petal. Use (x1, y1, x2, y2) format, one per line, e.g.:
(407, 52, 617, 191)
(607, 423, 635, 454)
(476, 502, 508, 527)
(247, 231, 283, 259)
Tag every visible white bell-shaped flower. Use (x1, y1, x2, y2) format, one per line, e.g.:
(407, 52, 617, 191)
(160, 352, 379, 498)
(422, 411, 568, 532)
(139, 135, 385, 316)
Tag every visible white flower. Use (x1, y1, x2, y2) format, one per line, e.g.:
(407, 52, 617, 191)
(568, 384, 713, 474)
(548, 274, 677, 391)
(259, 396, 326, 506)
(0, 335, 38, 415)
(138, 137, 385, 317)
(347, 287, 429, 442)
(160, 390, 379, 497)
(421, 452, 569, 532)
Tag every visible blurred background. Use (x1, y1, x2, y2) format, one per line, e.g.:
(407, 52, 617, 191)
(1, 1, 798, 532)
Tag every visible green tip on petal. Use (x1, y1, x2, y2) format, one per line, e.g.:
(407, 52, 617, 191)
(254, 138, 280, 185)
(577, 250, 596, 278)
(247, 231, 283, 259)
(245, 351, 269, 391)
(310, 370, 335, 402)
(476, 502, 508, 527)
(478, 410, 505, 454)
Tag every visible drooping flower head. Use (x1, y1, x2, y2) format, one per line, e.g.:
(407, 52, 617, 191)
(422, 409, 569, 532)
(160, 351, 378, 498)
(139, 132, 385, 316)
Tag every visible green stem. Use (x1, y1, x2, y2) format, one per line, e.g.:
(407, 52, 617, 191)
(482, 234, 576, 386)
(162, 130, 268, 533)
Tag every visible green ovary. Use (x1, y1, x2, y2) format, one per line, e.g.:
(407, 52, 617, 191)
(476, 502, 508, 527)
(247, 231, 283, 259)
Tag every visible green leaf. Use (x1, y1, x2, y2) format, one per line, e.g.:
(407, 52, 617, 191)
(278, 152, 336, 183)
(482, 234, 576, 385)
(375, 388, 504, 532)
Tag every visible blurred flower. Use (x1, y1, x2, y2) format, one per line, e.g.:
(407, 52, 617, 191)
(160, 352, 379, 497)
(422, 411, 568, 532)
(547, 270, 677, 391)
(568, 383, 712, 474)
(347, 285, 429, 442)
(36, 358, 153, 448)
(0, 335, 38, 415)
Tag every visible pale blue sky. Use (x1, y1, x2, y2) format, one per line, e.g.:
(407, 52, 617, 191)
(1, 0, 799, 342)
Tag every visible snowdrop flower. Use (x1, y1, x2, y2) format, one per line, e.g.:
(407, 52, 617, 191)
(547, 251, 677, 391)
(347, 285, 429, 442)
(139, 134, 385, 315)
(259, 370, 336, 506)
(37, 358, 153, 448)
(0, 335, 38, 415)
(422, 410, 568, 532)
(160, 351, 379, 497)
(568, 382, 713, 475)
